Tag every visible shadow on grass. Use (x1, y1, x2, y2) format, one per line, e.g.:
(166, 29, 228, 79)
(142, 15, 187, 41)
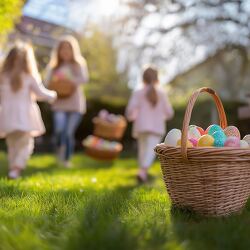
(63, 185, 139, 250)
(170, 203, 250, 250)
(74, 154, 115, 169)
(0, 154, 116, 180)
(0, 181, 140, 250)
(0, 161, 59, 179)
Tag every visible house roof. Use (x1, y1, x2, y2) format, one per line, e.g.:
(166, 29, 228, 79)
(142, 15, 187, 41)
(23, 0, 91, 33)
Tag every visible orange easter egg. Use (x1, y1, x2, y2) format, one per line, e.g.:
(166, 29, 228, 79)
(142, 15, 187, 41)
(197, 126, 205, 136)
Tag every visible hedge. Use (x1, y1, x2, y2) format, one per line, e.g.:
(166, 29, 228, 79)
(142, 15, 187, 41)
(36, 98, 250, 153)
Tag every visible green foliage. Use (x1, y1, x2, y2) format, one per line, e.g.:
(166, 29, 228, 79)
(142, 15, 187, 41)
(0, 0, 22, 36)
(80, 27, 130, 102)
(0, 153, 250, 249)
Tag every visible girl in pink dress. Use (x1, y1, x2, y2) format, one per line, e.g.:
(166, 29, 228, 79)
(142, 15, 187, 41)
(45, 35, 89, 167)
(126, 66, 174, 182)
(0, 43, 57, 179)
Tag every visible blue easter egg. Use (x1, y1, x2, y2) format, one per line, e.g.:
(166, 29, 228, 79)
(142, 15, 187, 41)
(207, 124, 223, 136)
(212, 130, 227, 147)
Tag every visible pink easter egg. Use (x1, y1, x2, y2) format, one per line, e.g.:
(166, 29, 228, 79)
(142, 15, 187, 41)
(224, 136, 240, 147)
(224, 126, 241, 139)
(189, 138, 198, 147)
(188, 125, 202, 140)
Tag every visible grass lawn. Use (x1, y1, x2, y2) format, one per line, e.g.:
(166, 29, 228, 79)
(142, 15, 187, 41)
(0, 151, 250, 250)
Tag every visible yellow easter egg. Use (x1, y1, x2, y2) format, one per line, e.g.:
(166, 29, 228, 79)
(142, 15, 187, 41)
(197, 135, 214, 147)
(177, 139, 193, 148)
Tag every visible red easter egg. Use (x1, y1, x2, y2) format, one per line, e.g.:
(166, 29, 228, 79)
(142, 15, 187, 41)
(197, 126, 205, 136)
(205, 125, 212, 134)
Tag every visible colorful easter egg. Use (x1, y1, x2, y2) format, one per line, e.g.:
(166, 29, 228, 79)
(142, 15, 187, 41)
(212, 130, 227, 147)
(164, 129, 182, 146)
(107, 114, 117, 123)
(197, 135, 214, 147)
(243, 135, 250, 146)
(224, 126, 241, 139)
(197, 126, 205, 136)
(240, 140, 249, 148)
(206, 124, 223, 135)
(98, 109, 109, 120)
(177, 139, 193, 148)
(188, 125, 202, 140)
(189, 138, 198, 147)
(224, 136, 240, 147)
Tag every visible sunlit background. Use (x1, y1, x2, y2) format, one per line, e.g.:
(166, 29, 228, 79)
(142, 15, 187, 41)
(1, 0, 250, 138)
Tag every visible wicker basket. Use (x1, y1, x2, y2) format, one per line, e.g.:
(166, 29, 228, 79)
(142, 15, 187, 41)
(84, 144, 123, 161)
(48, 79, 76, 98)
(155, 87, 250, 217)
(93, 117, 127, 140)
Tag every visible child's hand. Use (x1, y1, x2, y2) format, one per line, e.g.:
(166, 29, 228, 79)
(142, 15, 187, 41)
(49, 91, 57, 104)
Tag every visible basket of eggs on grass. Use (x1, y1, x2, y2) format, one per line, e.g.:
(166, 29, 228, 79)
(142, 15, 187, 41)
(92, 110, 127, 140)
(155, 87, 250, 217)
(82, 135, 123, 161)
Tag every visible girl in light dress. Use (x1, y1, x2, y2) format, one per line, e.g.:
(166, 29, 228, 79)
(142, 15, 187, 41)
(0, 43, 57, 179)
(45, 35, 89, 167)
(126, 66, 174, 182)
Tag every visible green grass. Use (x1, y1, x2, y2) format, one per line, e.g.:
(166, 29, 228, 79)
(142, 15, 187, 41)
(0, 152, 250, 250)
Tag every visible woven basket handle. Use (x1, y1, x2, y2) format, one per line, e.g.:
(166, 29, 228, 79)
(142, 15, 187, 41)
(181, 87, 228, 161)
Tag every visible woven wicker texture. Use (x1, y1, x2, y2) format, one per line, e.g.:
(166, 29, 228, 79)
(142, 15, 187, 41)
(93, 117, 127, 140)
(85, 144, 123, 161)
(155, 87, 250, 217)
(48, 79, 76, 98)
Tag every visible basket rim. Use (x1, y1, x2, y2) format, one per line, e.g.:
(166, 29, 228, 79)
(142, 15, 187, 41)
(83, 143, 123, 153)
(92, 117, 127, 126)
(155, 143, 250, 155)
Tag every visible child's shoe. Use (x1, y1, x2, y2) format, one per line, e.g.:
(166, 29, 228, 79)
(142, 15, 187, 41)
(8, 168, 22, 179)
(56, 145, 66, 164)
(137, 168, 148, 183)
(63, 161, 72, 168)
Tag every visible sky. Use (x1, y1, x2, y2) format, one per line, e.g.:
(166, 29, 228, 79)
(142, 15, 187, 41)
(23, 0, 120, 32)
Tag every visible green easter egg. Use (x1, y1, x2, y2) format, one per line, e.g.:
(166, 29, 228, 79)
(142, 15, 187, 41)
(207, 124, 223, 136)
(212, 130, 227, 147)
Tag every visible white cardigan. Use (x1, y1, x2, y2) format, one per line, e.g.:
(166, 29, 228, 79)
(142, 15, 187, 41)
(0, 73, 56, 137)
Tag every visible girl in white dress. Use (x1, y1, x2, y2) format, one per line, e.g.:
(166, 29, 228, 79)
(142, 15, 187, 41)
(0, 43, 57, 179)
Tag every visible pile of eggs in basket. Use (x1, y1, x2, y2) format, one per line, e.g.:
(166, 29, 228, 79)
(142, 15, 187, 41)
(164, 125, 250, 148)
(83, 135, 121, 150)
(98, 109, 124, 124)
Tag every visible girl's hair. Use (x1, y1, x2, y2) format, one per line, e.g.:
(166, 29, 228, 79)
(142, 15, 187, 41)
(143, 66, 159, 107)
(48, 35, 86, 71)
(1, 42, 40, 92)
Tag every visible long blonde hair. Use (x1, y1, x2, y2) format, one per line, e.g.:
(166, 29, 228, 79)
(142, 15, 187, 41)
(143, 66, 159, 107)
(1, 42, 40, 92)
(48, 35, 86, 71)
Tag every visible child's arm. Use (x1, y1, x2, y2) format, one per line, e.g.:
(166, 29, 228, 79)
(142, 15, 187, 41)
(73, 63, 89, 85)
(126, 91, 139, 122)
(43, 68, 53, 87)
(30, 76, 57, 103)
(163, 93, 174, 121)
